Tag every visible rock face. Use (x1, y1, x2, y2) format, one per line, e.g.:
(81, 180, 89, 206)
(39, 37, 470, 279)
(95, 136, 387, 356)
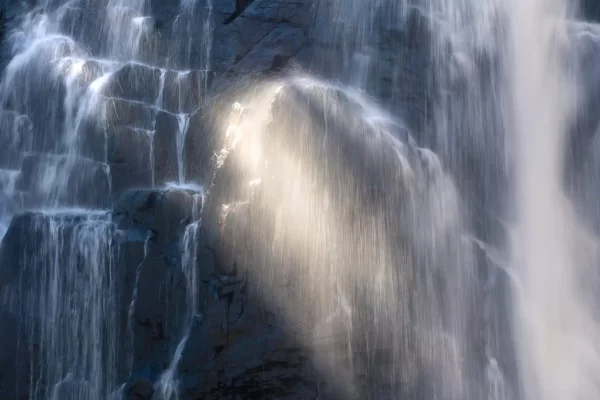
(582, 0, 600, 22)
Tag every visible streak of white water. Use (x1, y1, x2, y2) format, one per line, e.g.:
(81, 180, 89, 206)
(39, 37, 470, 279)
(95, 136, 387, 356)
(154, 215, 203, 400)
(17, 213, 120, 400)
(126, 230, 153, 374)
(176, 113, 191, 184)
(509, 1, 600, 399)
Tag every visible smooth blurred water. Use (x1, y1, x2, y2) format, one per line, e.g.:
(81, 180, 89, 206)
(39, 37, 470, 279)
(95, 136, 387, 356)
(2, 0, 600, 399)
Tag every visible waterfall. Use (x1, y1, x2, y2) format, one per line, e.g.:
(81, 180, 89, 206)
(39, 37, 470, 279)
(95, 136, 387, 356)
(7, 211, 120, 399)
(509, 1, 600, 399)
(0, 0, 209, 398)
(1, 0, 600, 399)
(154, 191, 204, 400)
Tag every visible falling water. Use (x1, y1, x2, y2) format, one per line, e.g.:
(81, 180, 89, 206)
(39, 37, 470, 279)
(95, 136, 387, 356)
(509, 1, 600, 399)
(2, 0, 600, 398)
(6, 211, 121, 399)
(155, 190, 204, 400)
(0, 0, 209, 398)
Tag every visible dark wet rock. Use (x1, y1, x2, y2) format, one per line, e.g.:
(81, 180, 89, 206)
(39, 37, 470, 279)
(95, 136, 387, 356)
(263, 54, 293, 74)
(103, 63, 162, 104)
(162, 70, 210, 114)
(113, 188, 202, 245)
(68, 95, 155, 164)
(173, 240, 325, 400)
(107, 126, 153, 197)
(243, 0, 313, 23)
(0, 307, 29, 400)
(152, 111, 180, 186)
(0, 212, 43, 286)
(127, 377, 155, 400)
(404, 7, 431, 49)
(212, 18, 278, 73)
(16, 154, 111, 208)
(148, 0, 181, 29)
(581, 0, 600, 22)
(183, 109, 216, 185)
(231, 23, 305, 74)
(130, 251, 187, 371)
(104, 97, 157, 130)
(113, 188, 203, 373)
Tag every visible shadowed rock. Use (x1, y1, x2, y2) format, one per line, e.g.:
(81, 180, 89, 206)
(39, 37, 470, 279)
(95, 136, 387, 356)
(107, 126, 153, 197)
(16, 154, 111, 208)
(152, 111, 180, 186)
(162, 70, 210, 114)
(103, 63, 163, 104)
(104, 98, 158, 130)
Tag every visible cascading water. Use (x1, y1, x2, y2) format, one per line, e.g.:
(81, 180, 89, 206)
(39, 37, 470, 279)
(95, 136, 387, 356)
(509, 1, 600, 400)
(0, 0, 210, 398)
(1, 0, 600, 399)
